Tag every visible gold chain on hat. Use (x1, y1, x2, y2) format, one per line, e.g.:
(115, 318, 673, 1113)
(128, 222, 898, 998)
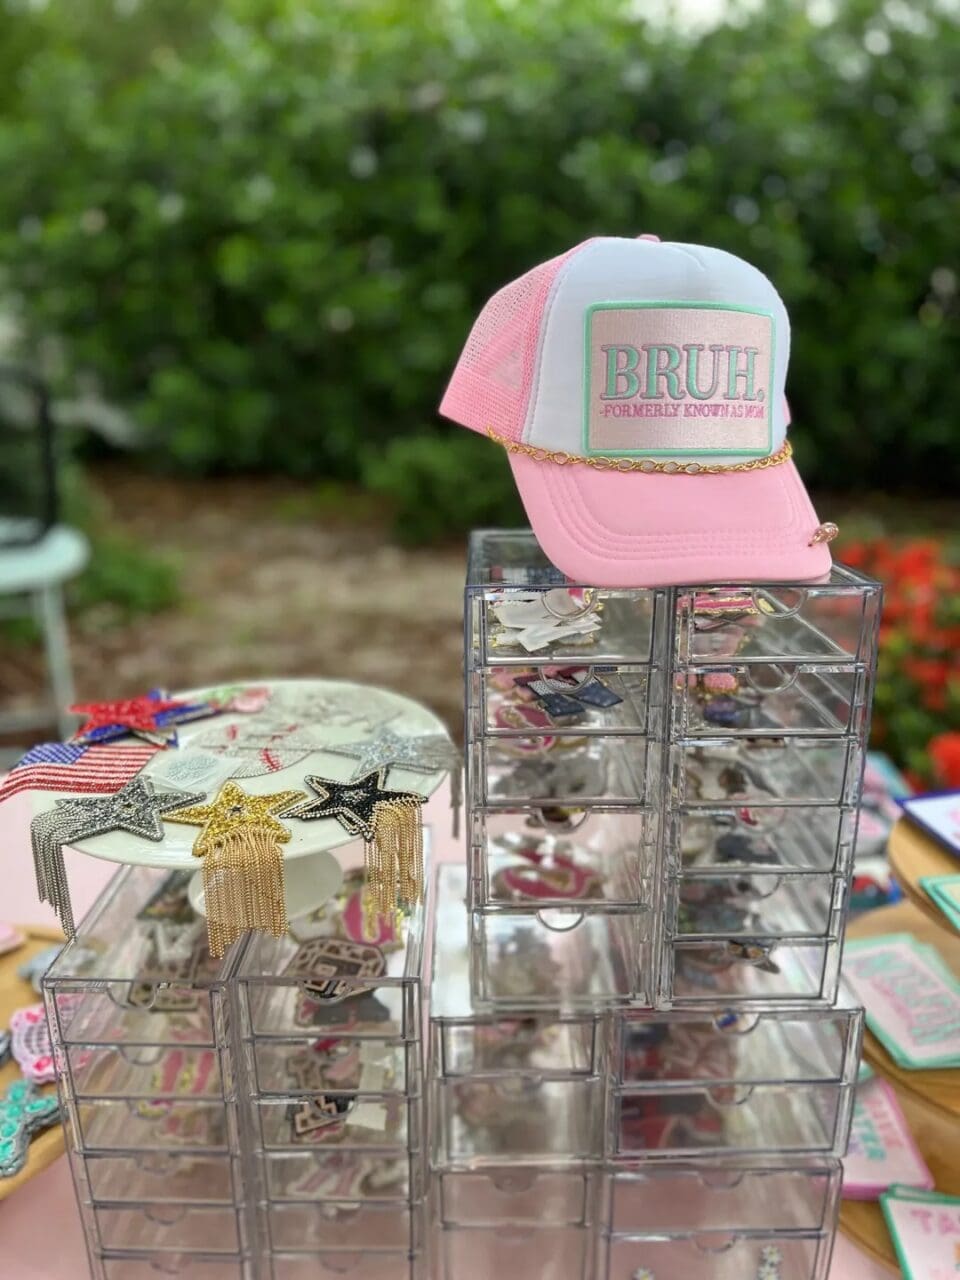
(486, 428, 793, 475)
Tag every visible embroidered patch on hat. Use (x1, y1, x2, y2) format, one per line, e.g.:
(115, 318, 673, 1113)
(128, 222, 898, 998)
(583, 302, 775, 457)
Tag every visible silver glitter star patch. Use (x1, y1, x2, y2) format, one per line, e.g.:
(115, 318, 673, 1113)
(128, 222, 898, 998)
(31, 777, 203, 938)
(323, 728, 459, 781)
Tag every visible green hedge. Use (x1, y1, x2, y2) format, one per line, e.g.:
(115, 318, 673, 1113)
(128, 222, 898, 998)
(0, 0, 956, 537)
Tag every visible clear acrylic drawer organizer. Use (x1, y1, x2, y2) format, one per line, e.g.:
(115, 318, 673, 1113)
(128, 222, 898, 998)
(464, 529, 880, 1012)
(44, 864, 252, 1280)
(45, 857, 429, 1280)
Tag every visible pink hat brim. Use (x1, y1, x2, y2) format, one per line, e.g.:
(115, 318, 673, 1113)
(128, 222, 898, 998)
(508, 452, 832, 588)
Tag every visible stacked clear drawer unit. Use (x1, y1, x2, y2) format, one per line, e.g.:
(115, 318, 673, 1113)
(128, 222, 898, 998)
(430, 865, 606, 1279)
(662, 574, 880, 1011)
(464, 529, 880, 1009)
(44, 865, 252, 1280)
(429, 864, 862, 1280)
(233, 869, 427, 1280)
(436, 528, 878, 1279)
(465, 529, 670, 1009)
(596, 1158, 845, 1280)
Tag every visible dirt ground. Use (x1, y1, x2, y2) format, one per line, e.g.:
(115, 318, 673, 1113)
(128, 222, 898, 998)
(0, 467, 468, 744)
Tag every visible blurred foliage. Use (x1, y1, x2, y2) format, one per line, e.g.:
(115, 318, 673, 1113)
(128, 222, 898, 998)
(60, 461, 181, 626)
(366, 431, 522, 544)
(0, 0, 956, 539)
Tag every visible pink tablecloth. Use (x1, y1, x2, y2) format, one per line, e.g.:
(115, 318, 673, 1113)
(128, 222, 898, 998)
(0, 788, 896, 1278)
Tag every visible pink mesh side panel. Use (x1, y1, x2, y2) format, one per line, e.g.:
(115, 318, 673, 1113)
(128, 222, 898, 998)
(439, 241, 592, 441)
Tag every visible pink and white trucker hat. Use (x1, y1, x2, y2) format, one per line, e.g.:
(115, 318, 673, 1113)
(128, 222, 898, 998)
(440, 235, 837, 587)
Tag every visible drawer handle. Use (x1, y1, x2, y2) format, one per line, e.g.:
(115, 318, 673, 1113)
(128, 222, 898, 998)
(316, 1257, 360, 1275)
(491, 1171, 537, 1193)
(145, 1259, 181, 1276)
(144, 1205, 186, 1226)
(536, 909, 584, 932)
(535, 665, 596, 693)
(698, 1171, 745, 1191)
(736, 874, 782, 901)
(736, 806, 784, 832)
(535, 807, 589, 833)
(711, 1013, 760, 1037)
(704, 1085, 755, 1108)
(135, 1154, 176, 1175)
(542, 589, 599, 622)
(743, 664, 798, 696)
(693, 1232, 738, 1254)
(106, 981, 156, 1011)
(119, 1045, 164, 1066)
(494, 1228, 534, 1245)
(750, 587, 808, 619)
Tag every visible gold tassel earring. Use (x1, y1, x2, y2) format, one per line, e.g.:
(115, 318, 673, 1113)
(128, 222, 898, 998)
(164, 781, 305, 957)
(278, 769, 425, 933)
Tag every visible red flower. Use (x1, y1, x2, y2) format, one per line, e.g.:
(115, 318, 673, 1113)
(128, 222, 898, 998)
(921, 686, 947, 713)
(840, 539, 868, 569)
(929, 733, 960, 789)
(904, 657, 951, 689)
(893, 540, 942, 583)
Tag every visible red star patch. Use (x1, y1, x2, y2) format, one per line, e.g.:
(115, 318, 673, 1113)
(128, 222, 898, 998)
(70, 692, 191, 742)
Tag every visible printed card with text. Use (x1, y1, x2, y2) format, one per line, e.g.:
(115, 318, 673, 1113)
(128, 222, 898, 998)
(881, 1186, 960, 1280)
(920, 874, 960, 934)
(843, 1077, 933, 1199)
(900, 790, 960, 858)
(844, 933, 960, 1069)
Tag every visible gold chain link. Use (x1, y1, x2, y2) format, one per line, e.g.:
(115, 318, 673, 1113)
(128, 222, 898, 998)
(486, 427, 792, 475)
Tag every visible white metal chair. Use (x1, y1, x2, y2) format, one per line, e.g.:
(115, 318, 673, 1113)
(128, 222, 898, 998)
(0, 519, 90, 740)
(0, 367, 88, 741)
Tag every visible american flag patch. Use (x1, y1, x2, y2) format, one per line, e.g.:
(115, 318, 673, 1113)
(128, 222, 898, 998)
(0, 741, 159, 806)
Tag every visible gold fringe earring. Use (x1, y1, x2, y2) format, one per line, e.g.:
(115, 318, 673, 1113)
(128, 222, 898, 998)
(278, 769, 425, 932)
(164, 781, 305, 957)
(362, 794, 424, 925)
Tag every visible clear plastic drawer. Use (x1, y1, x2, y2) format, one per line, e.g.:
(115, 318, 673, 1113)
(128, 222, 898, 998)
(614, 1003, 862, 1088)
(472, 664, 655, 738)
(432, 1075, 604, 1167)
(604, 1159, 841, 1234)
(267, 1200, 416, 1251)
(610, 1081, 855, 1159)
(475, 735, 651, 807)
(470, 905, 653, 1009)
(43, 865, 232, 1050)
(262, 1149, 418, 1202)
(254, 1095, 417, 1153)
(235, 878, 423, 1041)
(465, 529, 661, 669)
(49, 984, 220, 1048)
(76, 1098, 231, 1152)
(676, 570, 881, 664)
(671, 872, 846, 941)
(603, 1230, 833, 1280)
(63, 1043, 225, 1101)
(437, 1168, 595, 1226)
(471, 807, 654, 911)
(245, 1037, 416, 1098)
(93, 1204, 240, 1253)
(84, 1153, 236, 1205)
(674, 738, 863, 807)
(666, 936, 844, 1008)
(435, 1015, 601, 1079)
(670, 804, 857, 876)
(435, 1224, 589, 1280)
(673, 663, 867, 738)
